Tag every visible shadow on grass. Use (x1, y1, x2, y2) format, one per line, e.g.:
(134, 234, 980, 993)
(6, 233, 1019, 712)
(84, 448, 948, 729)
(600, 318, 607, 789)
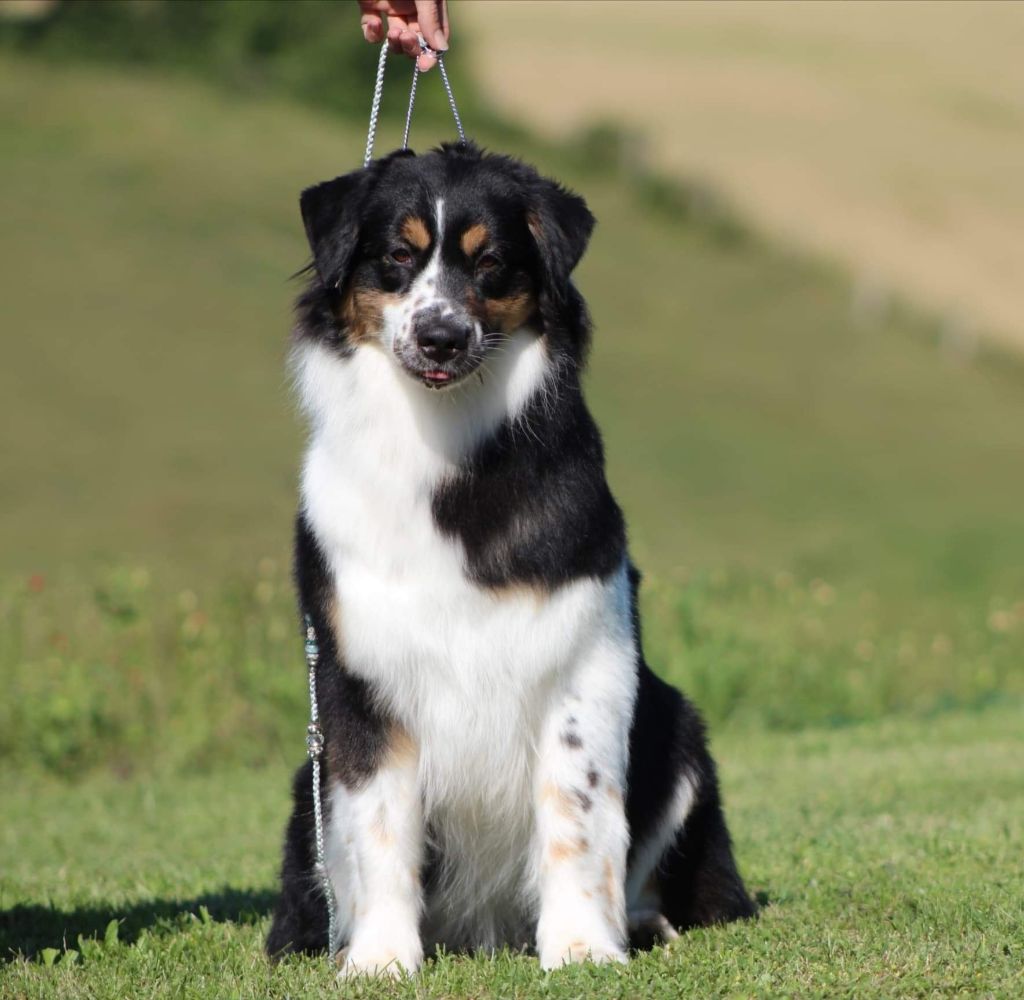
(3, 885, 774, 963)
(0, 887, 275, 962)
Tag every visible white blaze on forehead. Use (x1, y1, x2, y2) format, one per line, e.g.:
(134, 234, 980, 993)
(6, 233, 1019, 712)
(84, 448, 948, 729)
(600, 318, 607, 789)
(411, 198, 443, 288)
(420, 198, 445, 303)
(383, 197, 457, 349)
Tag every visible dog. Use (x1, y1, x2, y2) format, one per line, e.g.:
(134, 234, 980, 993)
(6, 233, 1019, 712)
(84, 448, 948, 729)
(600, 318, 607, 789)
(266, 142, 755, 975)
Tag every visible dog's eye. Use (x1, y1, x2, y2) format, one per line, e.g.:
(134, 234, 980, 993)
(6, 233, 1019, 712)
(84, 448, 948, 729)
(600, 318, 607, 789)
(477, 253, 500, 272)
(389, 248, 413, 266)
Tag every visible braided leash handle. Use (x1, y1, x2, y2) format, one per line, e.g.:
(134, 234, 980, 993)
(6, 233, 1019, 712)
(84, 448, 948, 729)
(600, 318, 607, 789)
(364, 37, 466, 168)
(363, 41, 390, 169)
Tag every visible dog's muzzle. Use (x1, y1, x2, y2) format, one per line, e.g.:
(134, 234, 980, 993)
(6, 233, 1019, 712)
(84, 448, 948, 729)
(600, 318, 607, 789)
(398, 305, 482, 388)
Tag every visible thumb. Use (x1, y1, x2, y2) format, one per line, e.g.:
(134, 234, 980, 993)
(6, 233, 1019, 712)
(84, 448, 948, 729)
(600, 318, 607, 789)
(415, 0, 449, 52)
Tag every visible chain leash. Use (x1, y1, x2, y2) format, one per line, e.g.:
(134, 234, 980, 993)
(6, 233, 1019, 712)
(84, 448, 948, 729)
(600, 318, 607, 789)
(362, 41, 390, 169)
(365, 36, 466, 169)
(304, 614, 338, 957)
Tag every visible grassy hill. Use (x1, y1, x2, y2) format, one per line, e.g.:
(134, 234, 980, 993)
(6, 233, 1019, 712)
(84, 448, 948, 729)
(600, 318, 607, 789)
(3, 55, 1024, 603)
(1, 52, 1022, 768)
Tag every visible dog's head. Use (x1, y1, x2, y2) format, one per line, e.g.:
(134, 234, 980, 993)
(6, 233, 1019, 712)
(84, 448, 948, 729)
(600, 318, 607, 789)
(297, 143, 595, 389)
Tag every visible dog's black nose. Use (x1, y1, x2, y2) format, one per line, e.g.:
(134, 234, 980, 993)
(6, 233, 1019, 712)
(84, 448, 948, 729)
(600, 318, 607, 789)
(415, 315, 472, 363)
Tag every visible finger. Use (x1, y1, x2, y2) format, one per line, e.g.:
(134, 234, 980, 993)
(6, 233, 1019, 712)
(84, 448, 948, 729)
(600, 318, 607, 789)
(415, 0, 449, 52)
(398, 28, 421, 59)
(386, 13, 407, 53)
(417, 50, 438, 72)
(360, 14, 385, 43)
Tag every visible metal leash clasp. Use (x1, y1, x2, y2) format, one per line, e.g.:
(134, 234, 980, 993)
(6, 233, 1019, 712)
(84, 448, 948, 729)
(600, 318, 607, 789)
(363, 36, 467, 169)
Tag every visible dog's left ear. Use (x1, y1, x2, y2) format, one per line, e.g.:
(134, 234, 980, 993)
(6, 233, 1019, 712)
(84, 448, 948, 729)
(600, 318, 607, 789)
(299, 168, 372, 290)
(527, 178, 596, 303)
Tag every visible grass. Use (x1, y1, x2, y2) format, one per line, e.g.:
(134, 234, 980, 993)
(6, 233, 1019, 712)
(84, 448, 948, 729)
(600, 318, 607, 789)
(3, 707, 1022, 997)
(2, 50, 1024, 999)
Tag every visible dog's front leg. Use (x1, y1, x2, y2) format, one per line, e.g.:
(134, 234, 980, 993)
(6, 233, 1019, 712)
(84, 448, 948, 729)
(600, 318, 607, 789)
(533, 634, 634, 968)
(327, 727, 424, 979)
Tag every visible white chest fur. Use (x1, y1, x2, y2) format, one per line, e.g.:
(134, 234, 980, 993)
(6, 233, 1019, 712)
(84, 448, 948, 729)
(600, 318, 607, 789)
(296, 338, 632, 947)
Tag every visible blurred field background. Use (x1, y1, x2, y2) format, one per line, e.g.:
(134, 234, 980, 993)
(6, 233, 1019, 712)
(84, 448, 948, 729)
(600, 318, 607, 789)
(1, 1, 1022, 996)
(463, 0, 1024, 354)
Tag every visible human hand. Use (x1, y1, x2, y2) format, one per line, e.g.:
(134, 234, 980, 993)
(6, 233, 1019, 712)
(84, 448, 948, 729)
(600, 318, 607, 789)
(358, 1, 449, 71)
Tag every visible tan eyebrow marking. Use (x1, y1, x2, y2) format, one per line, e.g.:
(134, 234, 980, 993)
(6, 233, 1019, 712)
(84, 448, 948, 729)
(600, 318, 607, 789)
(460, 222, 489, 257)
(401, 216, 431, 251)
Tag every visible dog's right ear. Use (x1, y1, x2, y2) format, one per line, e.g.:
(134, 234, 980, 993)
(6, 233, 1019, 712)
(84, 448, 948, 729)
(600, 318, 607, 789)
(299, 169, 371, 290)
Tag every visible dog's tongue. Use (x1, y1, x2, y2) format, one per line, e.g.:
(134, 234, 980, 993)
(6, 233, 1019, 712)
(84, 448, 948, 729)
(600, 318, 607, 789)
(424, 370, 451, 383)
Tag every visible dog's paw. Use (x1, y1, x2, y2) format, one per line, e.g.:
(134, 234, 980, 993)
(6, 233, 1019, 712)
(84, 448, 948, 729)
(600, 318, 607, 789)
(337, 946, 421, 980)
(336, 923, 423, 979)
(538, 937, 628, 970)
(627, 908, 680, 949)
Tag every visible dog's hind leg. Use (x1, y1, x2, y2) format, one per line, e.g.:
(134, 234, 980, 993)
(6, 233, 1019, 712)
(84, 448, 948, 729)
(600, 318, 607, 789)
(266, 760, 330, 959)
(625, 783, 754, 948)
(625, 661, 756, 942)
(653, 782, 757, 932)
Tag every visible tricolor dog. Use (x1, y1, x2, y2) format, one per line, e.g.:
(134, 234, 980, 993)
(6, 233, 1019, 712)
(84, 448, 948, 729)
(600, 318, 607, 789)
(266, 143, 755, 975)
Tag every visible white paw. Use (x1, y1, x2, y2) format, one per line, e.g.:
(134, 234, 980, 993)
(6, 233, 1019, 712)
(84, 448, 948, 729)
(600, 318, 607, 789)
(538, 938, 628, 970)
(337, 922, 423, 979)
(337, 946, 421, 979)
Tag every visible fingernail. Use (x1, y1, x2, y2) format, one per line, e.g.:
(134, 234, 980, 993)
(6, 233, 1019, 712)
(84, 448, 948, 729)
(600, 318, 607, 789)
(362, 24, 373, 42)
(433, 31, 448, 52)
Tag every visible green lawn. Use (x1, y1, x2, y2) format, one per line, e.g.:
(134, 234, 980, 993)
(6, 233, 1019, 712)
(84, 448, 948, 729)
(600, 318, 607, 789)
(2, 53, 1023, 1000)
(3, 707, 1021, 998)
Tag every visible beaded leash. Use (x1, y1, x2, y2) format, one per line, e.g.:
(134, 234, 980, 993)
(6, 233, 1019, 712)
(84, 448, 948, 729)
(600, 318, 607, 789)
(305, 35, 467, 963)
(303, 614, 339, 957)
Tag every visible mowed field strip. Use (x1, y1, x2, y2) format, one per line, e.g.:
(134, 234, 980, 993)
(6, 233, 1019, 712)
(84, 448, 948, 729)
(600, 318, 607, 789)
(461, 0, 1024, 352)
